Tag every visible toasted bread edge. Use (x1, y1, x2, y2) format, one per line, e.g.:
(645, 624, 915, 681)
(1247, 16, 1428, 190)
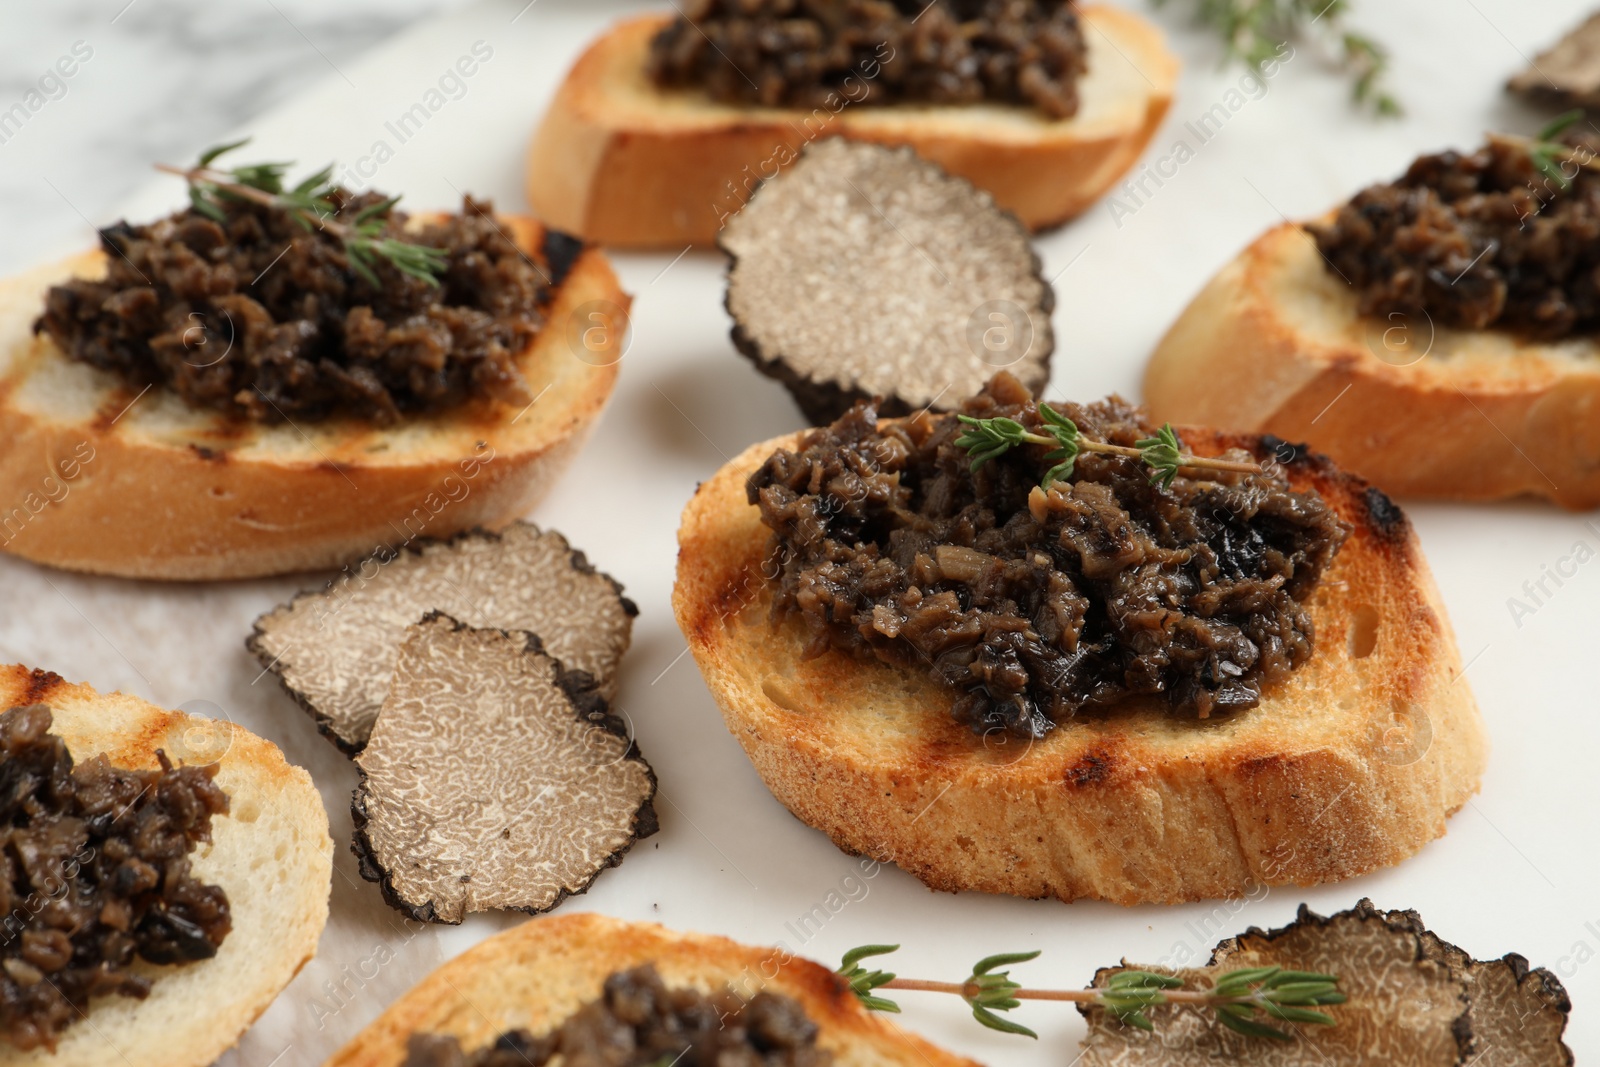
(0, 216, 626, 579)
(0, 664, 332, 1067)
(1143, 222, 1600, 509)
(526, 6, 1178, 248)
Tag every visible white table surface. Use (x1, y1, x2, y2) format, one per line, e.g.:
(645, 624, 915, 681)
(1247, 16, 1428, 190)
(2, 1, 1597, 1064)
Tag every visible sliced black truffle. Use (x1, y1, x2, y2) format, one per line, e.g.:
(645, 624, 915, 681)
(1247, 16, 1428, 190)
(1077, 899, 1572, 1065)
(720, 139, 1054, 425)
(352, 612, 657, 924)
(1507, 13, 1600, 110)
(248, 522, 636, 753)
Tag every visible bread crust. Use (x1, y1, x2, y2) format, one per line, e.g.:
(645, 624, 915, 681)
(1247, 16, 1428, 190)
(672, 428, 1487, 906)
(526, 7, 1178, 248)
(326, 913, 978, 1067)
(1142, 221, 1600, 509)
(0, 216, 626, 580)
(0, 665, 332, 1067)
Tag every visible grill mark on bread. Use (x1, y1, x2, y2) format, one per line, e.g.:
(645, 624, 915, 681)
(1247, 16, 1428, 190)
(1258, 434, 1315, 469)
(1223, 427, 1417, 551)
(541, 229, 585, 288)
(1363, 486, 1408, 540)
(1065, 750, 1115, 788)
(20, 668, 63, 705)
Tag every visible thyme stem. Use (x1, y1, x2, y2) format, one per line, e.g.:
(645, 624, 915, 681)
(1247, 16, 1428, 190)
(883, 977, 1297, 1006)
(839, 945, 1344, 1041)
(156, 140, 449, 286)
(1154, 0, 1399, 115)
(1009, 428, 1261, 476)
(156, 161, 333, 228)
(1486, 123, 1599, 192)
(955, 406, 1263, 491)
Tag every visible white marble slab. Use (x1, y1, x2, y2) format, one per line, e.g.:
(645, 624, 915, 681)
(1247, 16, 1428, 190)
(2, 1, 1598, 1064)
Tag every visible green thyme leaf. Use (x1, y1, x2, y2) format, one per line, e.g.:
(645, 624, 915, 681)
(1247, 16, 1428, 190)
(229, 160, 293, 195)
(1260, 1003, 1337, 1025)
(837, 944, 901, 1013)
(351, 195, 403, 228)
(346, 244, 381, 288)
(292, 163, 336, 197)
(1036, 403, 1081, 488)
(1216, 1003, 1294, 1041)
(971, 1004, 1037, 1039)
(840, 944, 899, 969)
(1107, 970, 1185, 991)
(1135, 423, 1185, 489)
(972, 951, 1042, 976)
(1155, 0, 1398, 116)
(197, 138, 252, 167)
(1213, 965, 1282, 993)
(188, 184, 226, 223)
(955, 414, 1028, 472)
(1539, 108, 1586, 143)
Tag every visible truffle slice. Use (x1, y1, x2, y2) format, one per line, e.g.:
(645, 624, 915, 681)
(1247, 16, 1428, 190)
(1078, 899, 1572, 1065)
(352, 612, 657, 924)
(720, 139, 1054, 425)
(1507, 13, 1600, 110)
(249, 522, 636, 753)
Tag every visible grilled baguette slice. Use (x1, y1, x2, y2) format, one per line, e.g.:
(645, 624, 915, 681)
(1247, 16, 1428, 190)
(1142, 221, 1600, 509)
(672, 427, 1487, 906)
(326, 913, 977, 1067)
(526, 6, 1178, 249)
(0, 664, 332, 1067)
(0, 215, 626, 580)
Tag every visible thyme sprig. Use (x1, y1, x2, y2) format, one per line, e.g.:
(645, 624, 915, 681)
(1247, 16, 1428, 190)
(1155, 0, 1399, 115)
(838, 944, 902, 1014)
(954, 405, 1260, 490)
(155, 139, 448, 286)
(1495, 109, 1593, 192)
(837, 945, 1345, 1042)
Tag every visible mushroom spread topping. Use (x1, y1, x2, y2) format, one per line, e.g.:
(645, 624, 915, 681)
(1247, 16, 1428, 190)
(1311, 130, 1600, 339)
(0, 704, 231, 1052)
(401, 965, 832, 1067)
(747, 374, 1349, 738)
(649, 0, 1089, 120)
(35, 192, 553, 424)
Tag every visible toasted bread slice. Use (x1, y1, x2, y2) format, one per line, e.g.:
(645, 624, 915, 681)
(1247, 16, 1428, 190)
(672, 427, 1487, 906)
(1142, 221, 1600, 509)
(526, 7, 1177, 249)
(0, 215, 626, 580)
(0, 664, 332, 1067)
(327, 912, 977, 1067)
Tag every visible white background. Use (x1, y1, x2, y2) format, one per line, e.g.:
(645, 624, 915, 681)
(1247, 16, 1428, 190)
(1, 1, 1597, 1063)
